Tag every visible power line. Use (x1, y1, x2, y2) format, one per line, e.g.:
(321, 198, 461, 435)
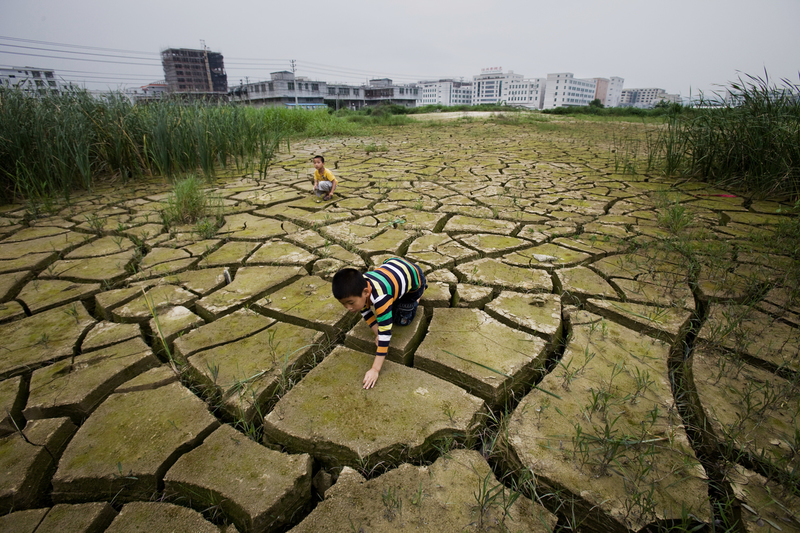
(0, 42, 161, 62)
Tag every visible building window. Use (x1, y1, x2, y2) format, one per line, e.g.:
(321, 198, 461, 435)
(353, 88, 359, 96)
(312, 83, 318, 91)
(329, 87, 336, 95)
(288, 82, 294, 90)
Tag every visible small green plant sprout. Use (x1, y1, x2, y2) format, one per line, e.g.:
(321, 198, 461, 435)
(141, 288, 179, 374)
(558, 347, 596, 391)
(36, 332, 51, 348)
(472, 469, 520, 530)
(62, 302, 81, 324)
(441, 400, 456, 423)
(410, 481, 424, 508)
(381, 487, 402, 522)
(85, 212, 106, 234)
(630, 367, 655, 403)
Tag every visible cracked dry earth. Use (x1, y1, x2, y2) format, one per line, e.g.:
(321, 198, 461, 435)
(1, 119, 799, 533)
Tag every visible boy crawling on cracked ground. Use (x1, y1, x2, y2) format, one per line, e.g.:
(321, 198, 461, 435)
(332, 258, 427, 389)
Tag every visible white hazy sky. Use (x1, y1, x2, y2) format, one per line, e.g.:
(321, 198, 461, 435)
(1, 0, 798, 98)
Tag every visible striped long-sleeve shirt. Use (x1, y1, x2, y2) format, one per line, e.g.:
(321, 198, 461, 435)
(360, 258, 424, 357)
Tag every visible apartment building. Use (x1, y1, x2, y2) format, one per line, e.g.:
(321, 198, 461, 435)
(125, 81, 168, 103)
(325, 83, 366, 110)
(161, 47, 227, 94)
(620, 88, 680, 108)
(230, 71, 327, 108)
(472, 67, 524, 105)
(593, 76, 624, 107)
(0, 67, 62, 94)
(363, 78, 419, 107)
(505, 77, 545, 109)
(417, 79, 473, 106)
(541, 73, 598, 109)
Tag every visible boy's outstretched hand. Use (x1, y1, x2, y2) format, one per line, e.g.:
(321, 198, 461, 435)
(363, 368, 379, 389)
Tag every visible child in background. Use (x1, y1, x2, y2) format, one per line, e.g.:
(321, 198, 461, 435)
(312, 155, 337, 201)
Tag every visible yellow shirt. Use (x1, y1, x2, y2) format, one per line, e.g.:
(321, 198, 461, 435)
(314, 168, 337, 185)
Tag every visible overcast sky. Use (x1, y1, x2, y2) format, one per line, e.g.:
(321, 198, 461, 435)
(1, 0, 798, 98)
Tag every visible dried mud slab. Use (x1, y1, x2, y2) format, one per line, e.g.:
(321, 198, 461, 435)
(52, 382, 219, 503)
(33, 502, 117, 533)
(17, 279, 100, 315)
(253, 275, 357, 337)
(291, 450, 556, 533)
(455, 257, 552, 293)
(165, 424, 312, 533)
(263, 346, 485, 470)
(104, 502, 221, 533)
(691, 344, 800, 479)
(24, 337, 158, 422)
(0, 375, 25, 437)
(81, 321, 142, 352)
(0, 417, 76, 513)
(0, 302, 95, 379)
(586, 298, 692, 343)
(484, 291, 562, 340)
(111, 284, 197, 323)
(345, 307, 427, 366)
(173, 307, 274, 361)
(46, 250, 136, 284)
(0, 507, 49, 532)
(195, 265, 304, 321)
(728, 465, 800, 533)
(186, 322, 324, 422)
(505, 310, 710, 533)
(698, 304, 800, 373)
(414, 308, 549, 407)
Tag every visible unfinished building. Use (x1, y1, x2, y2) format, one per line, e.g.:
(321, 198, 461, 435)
(161, 48, 227, 94)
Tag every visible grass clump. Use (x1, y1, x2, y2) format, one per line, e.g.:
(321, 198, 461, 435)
(161, 175, 216, 227)
(650, 72, 800, 197)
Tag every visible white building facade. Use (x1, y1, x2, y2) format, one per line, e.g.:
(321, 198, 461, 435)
(417, 79, 473, 106)
(0, 67, 62, 94)
(472, 67, 524, 105)
(620, 88, 680, 108)
(541, 73, 598, 109)
(505, 77, 546, 109)
(593, 76, 624, 107)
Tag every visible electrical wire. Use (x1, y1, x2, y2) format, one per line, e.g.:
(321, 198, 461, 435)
(0, 35, 446, 87)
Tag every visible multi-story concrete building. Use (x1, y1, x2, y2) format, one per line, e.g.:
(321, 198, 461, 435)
(125, 81, 168, 103)
(363, 78, 418, 107)
(593, 76, 624, 107)
(0, 67, 62, 94)
(472, 67, 523, 105)
(230, 71, 327, 108)
(417, 79, 473, 106)
(325, 83, 366, 110)
(541, 73, 598, 109)
(620, 88, 680, 108)
(505, 77, 546, 109)
(161, 47, 227, 94)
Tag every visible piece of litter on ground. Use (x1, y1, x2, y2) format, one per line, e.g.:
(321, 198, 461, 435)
(531, 254, 559, 262)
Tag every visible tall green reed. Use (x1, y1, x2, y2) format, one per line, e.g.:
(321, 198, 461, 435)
(0, 89, 366, 203)
(649, 72, 800, 197)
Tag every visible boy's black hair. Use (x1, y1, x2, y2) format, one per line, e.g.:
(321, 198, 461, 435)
(313, 155, 325, 163)
(332, 268, 367, 299)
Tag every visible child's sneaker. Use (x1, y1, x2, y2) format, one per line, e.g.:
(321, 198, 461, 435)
(394, 301, 418, 326)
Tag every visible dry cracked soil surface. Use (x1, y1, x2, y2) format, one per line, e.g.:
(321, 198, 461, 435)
(0, 117, 799, 533)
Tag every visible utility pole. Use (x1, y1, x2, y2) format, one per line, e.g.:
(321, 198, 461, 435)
(245, 76, 250, 104)
(290, 59, 299, 108)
